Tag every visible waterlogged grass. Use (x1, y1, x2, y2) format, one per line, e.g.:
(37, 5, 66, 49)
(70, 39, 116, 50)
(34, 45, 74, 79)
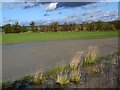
(2, 50, 120, 89)
(2, 31, 118, 44)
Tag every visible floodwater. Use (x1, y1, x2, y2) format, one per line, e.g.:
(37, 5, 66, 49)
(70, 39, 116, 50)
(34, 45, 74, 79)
(2, 37, 118, 80)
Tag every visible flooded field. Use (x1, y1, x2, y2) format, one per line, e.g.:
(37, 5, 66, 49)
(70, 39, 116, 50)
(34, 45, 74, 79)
(2, 37, 118, 81)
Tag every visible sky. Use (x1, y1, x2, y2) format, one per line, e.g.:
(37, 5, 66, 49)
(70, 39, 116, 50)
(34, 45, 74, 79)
(1, 1, 119, 26)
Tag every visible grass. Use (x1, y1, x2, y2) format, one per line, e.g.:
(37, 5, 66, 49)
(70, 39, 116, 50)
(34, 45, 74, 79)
(1, 81, 12, 89)
(33, 72, 46, 85)
(83, 46, 98, 65)
(56, 73, 69, 85)
(69, 51, 83, 70)
(70, 69, 81, 83)
(2, 31, 119, 44)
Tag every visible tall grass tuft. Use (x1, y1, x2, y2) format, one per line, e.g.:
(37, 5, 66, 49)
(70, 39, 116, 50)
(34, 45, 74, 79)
(83, 46, 98, 65)
(56, 72, 69, 85)
(52, 64, 70, 85)
(69, 51, 82, 83)
(70, 51, 83, 70)
(70, 69, 81, 83)
(33, 72, 46, 85)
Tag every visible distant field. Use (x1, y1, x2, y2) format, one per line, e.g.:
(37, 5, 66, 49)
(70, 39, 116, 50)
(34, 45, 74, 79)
(2, 31, 119, 44)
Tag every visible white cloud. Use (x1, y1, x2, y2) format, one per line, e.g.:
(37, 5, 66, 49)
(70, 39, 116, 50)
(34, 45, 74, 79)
(45, 3, 58, 11)
(2, 2, 58, 11)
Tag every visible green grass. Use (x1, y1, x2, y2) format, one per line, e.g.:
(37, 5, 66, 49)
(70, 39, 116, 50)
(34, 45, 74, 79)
(2, 31, 119, 44)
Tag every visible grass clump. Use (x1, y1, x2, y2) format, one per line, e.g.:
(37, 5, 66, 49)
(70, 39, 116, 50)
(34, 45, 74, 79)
(83, 46, 98, 65)
(70, 51, 83, 70)
(54, 65, 70, 85)
(87, 65, 102, 76)
(33, 72, 46, 85)
(69, 51, 82, 83)
(2, 81, 12, 89)
(70, 69, 81, 83)
(56, 74, 69, 85)
(44, 65, 69, 79)
(91, 66, 101, 75)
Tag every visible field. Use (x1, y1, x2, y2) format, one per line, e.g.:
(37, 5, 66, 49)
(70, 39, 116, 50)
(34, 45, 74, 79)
(2, 31, 119, 44)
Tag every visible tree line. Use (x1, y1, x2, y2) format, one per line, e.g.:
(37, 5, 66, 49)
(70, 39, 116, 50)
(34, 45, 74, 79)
(2, 20, 120, 34)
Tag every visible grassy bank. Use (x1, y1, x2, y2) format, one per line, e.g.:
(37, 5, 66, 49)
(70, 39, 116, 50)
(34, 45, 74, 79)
(2, 31, 119, 44)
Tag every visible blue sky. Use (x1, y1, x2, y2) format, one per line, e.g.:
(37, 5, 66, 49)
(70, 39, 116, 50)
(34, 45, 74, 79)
(1, 1, 119, 26)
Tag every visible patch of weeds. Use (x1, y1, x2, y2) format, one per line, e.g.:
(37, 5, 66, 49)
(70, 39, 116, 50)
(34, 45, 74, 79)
(113, 51, 120, 56)
(56, 74, 69, 85)
(45, 65, 70, 79)
(87, 65, 102, 76)
(69, 51, 83, 70)
(2, 81, 12, 89)
(103, 51, 120, 61)
(33, 72, 46, 85)
(70, 69, 81, 83)
(46, 65, 70, 86)
(83, 46, 98, 66)
(104, 55, 112, 60)
(2, 49, 119, 89)
(21, 75, 34, 84)
(68, 51, 82, 84)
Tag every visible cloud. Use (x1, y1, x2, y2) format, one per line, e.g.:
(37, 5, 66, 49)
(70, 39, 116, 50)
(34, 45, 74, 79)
(57, 2, 93, 9)
(100, 10, 118, 21)
(82, 9, 102, 16)
(2, 2, 118, 25)
(2, 2, 95, 11)
(81, 2, 108, 10)
(23, 2, 38, 9)
(2, 19, 17, 25)
(45, 3, 58, 11)
(22, 2, 94, 10)
(60, 7, 118, 24)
